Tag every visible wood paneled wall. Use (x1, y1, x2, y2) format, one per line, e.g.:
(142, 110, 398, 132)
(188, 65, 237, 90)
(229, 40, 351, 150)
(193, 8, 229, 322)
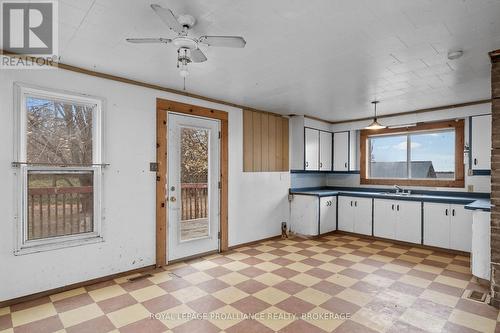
(243, 110, 289, 172)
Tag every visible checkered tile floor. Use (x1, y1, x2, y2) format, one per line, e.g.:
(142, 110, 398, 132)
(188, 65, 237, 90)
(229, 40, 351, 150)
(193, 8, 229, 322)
(1, 234, 499, 333)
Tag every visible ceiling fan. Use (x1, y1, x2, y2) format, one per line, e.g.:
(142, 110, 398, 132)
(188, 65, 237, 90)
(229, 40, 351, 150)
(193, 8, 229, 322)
(126, 4, 246, 79)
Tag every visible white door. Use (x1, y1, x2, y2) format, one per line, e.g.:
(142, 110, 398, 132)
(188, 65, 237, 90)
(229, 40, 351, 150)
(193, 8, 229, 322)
(290, 195, 319, 236)
(353, 198, 372, 235)
(471, 115, 491, 170)
(374, 199, 396, 239)
(319, 131, 332, 171)
(423, 203, 450, 248)
(305, 128, 319, 170)
(167, 113, 220, 261)
(333, 132, 349, 171)
(338, 196, 354, 232)
(450, 204, 472, 252)
(320, 196, 336, 234)
(396, 201, 421, 244)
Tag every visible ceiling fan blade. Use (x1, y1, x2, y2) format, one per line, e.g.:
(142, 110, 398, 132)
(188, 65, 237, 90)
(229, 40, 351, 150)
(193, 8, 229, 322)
(151, 4, 183, 34)
(190, 48, 207, 63)
(198, 36, 246, 48)
(126, 38, 171, 44)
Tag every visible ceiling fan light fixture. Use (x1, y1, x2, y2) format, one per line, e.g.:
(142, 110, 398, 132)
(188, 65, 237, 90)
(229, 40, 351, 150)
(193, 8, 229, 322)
(365, 101, 386, 130)
(179, 63, 189, 77)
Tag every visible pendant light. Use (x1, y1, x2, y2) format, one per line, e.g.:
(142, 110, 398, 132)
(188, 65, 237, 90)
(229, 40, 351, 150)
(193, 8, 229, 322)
(365, 100, 386, 130)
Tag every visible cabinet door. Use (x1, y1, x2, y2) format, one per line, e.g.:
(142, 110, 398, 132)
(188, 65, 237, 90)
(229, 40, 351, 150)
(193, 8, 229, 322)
(304, 128, 319, 170)
(396, 201, 421, 244)
(338, 196, 354, 232)
(471, 115, 491, 170)
(290, 195, 319, 236)
(374, 199, 396, 239)
(320, 196, 336, 234)
(450, 204, 472, 252)
(423, 203, 450, 248)
(319, 131, 332, 171)
(333, 132, 349, 171)
(353, 197, 372, 235)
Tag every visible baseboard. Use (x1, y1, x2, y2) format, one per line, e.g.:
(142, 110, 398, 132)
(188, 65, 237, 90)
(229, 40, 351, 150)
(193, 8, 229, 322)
(1, 235, 282, 307)
(167, 250, 219, 265)
(335, 230, 470, 256)
(0, 264, 156, 308)
(228, 235, 282, 250)
(2, 231, 468, 308)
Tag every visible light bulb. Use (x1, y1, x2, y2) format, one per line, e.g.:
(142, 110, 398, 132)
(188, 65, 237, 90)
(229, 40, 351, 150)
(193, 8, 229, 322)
(179, 63, 189, 77)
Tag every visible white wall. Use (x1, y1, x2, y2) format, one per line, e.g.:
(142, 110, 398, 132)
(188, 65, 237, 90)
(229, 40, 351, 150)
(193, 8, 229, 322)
(0, 69, 290, 301)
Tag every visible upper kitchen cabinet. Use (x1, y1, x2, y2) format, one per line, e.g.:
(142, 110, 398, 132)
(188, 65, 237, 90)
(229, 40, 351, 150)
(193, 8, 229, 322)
(471, 114, 492, 174)
(289, 115, 358, 172)
(319, 131, 333, 171)
(333, 132, 349, 171)
(304, 128, 333, 171)
(304, 128, 319, 170)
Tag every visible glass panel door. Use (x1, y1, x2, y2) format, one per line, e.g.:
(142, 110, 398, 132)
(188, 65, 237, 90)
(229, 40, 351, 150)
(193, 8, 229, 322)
(167, 113, 220, 261)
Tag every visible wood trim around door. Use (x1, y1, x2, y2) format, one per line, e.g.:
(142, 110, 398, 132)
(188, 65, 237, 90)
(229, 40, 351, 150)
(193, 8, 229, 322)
(156, 98, 229, 267)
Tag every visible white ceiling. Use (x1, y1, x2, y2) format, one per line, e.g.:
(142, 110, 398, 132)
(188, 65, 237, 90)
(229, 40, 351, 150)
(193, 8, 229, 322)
(54, 1, 500, 120)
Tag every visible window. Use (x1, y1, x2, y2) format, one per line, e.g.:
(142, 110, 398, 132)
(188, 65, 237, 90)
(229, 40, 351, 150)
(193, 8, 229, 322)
(360, 120, 464, 187)
(15, 83, 104, 254)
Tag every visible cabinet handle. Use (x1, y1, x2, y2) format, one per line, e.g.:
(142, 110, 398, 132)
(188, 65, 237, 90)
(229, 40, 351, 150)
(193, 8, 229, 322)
(305, 161, 309, 167)
(319, 162, 323, 168)
(474, 158, 478, 166)
(344, 162, 348, 168)
(397, 204, 400, 211)
(452, 209, 455, 216)
(350, 201, 353, 207)
(355, 201, 357, 207)
(445, 209, 448, 216)
(391, 204, 394, 211)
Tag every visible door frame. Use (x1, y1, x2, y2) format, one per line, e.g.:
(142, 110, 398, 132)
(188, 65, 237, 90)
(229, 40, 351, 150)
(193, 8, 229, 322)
(156, 98, 228, 267)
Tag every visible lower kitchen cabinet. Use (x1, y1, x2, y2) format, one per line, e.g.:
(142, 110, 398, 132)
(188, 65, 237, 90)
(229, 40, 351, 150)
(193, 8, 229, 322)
(320, 196, 336, 234)
(450, 205, 473, 252)
(290, 195, 318, 236)
(338, 196, 372, 235)
(396, 201, 421, 244)
(374, 199, 421, 244)
(374, 199, 396, 239)
(424, 202, 472, 252)
(290, 195, 336, 236)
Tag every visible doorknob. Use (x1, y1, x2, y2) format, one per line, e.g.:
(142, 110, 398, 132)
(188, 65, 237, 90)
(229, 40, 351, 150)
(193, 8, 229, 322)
(170, 196, 176, 202)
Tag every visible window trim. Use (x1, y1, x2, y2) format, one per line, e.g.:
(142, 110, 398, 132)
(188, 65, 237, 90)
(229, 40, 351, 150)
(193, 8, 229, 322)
(13, 83, 105, 255)
(360, 119, 465, 188)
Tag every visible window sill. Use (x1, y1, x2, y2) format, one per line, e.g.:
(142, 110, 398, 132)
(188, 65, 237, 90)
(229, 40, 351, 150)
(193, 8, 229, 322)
(360, 178, 465, 188)
(14, 235, 104, 256)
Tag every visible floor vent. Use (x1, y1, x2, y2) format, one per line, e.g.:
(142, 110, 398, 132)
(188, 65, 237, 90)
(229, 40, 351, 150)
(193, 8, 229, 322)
(168, 272, 182, 279)
(465, 290, 487, 303)
(128, 273, 153, 282)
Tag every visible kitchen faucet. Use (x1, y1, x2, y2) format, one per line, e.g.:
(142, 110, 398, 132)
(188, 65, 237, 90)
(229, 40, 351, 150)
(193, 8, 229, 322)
(394, 184, 410, 195)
